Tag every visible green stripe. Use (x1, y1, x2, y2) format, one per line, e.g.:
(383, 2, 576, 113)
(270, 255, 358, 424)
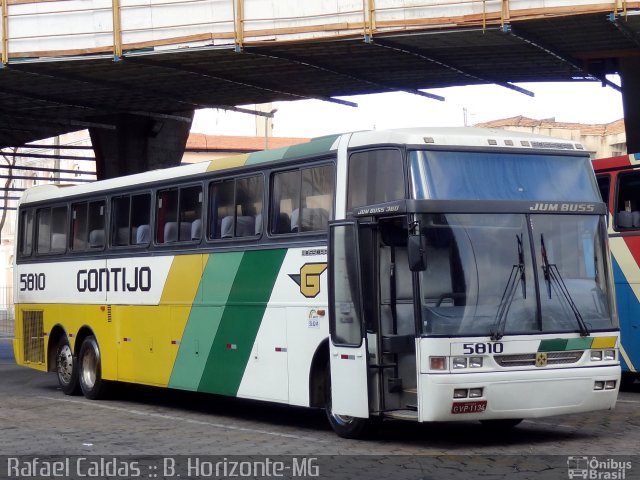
(538, 339, 568, 352)
(245, 135, 339, 166)
(168, 252, 244, 390)
(565, 338, 593, 350)
(197, 248, 287, 395)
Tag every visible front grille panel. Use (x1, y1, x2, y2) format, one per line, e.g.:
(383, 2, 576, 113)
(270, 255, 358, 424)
(494, 350, 584, 367)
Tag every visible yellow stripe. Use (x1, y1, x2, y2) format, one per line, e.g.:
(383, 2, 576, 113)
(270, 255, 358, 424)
(619, 345, 637, 372)
(591, 336, 617, 349)
(206, 154, 248, 172)
(160, 254, 206, 304)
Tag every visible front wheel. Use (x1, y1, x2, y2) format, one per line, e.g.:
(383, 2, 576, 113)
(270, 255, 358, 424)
(78, 335, 110, 400)
(55, 337, 80, 395)
(324, 366, 378, 439)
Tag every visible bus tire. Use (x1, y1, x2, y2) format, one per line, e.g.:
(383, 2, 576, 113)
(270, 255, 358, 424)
(324, 365, 378, 439)
(480, 419, 523, 429)
(55, 337, 81, 396)
(78, 335, 110, 400)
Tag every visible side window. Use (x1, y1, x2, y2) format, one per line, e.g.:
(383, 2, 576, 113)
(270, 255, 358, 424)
(71, 202, 89, 250)
(271, 165, 334, 235)
(19, 209, 34, 257)
(597, 175, 610, 208)
(74, 200, 106, 250)
(37, 206, 67, 254)
(208, 175, 263, 239)
(347, 149, 404, 210)
(112, 193, 151, 246)
(615, 172, 640, 231)
(271, 170, 299, 235)
(157, 185, 202, 244)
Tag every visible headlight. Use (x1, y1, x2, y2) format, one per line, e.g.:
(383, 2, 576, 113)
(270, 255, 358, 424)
(453, 389, 468, 399)
(591, 350, 603, 361)
(604, 349, 616, 361)
(605, 380, 617, 390)
(452, 357, 468, 369)
(469, 356, 483, 368)
(469, 388, 483, 398)
(594, 381, 604, 390)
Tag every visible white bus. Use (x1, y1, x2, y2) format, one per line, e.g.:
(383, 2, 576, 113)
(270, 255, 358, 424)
(13, 128, 620, 438)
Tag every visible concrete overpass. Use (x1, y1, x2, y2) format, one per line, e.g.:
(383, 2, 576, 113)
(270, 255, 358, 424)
(1, 0, 640, 177)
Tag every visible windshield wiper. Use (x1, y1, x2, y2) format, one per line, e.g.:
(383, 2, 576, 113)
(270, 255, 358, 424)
(491, 234, 526, 341)
(540, 234, 590, 337)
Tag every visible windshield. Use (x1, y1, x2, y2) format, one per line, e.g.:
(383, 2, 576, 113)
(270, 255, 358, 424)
(419, 213, 616, 336)
(409, 150, 600, 201)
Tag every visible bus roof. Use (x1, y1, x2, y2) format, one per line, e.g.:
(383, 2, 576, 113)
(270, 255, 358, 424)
(19, 127, 586, 206)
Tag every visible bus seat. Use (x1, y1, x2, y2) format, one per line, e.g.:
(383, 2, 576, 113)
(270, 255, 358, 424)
(236, 216, 254, 237)
(164, 222, 178, 242)
(89, 229, 105, 248)
(136, 225, 150, 244)
(633, 211, 640, 228)
(220, 216, 233, 238)
(191, 219, 202, 240)
(255, 214, 263, 235)
(51, 233, 67, 251)
(618, 211, 633, 228)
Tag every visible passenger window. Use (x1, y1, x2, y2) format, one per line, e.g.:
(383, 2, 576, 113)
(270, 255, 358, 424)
(271, 165, 334, 235)
(71, 202, 89, 250)
(112, 194, 150, 246)
(37, 206, 67, 254)
(19, 210, 34, 257)
(347, 149, 404, 209)
(615, 172, 640, 231)
(271, 171, 299, 235)
(73, 200, 106, 250)
(208, 175, 263, 239)
(157, 186, 202, 244)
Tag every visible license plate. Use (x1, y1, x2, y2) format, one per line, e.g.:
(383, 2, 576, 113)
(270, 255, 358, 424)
(451, 400, 487, 414)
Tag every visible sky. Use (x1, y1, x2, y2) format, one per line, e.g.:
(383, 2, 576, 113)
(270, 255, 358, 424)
(191, 76, 625, 139)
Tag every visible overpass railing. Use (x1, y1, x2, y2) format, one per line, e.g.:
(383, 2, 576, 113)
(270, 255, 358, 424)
(0, 0, 637, 63)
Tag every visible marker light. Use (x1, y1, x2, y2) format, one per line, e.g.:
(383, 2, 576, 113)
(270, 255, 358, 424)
(591, 350, 603, 361)
(430, 357, 447, 370)
(453, 389, 468, 399)
(452, 357, 468, 369)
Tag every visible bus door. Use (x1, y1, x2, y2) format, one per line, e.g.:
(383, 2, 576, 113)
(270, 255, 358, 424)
(328, 220, 371, 418)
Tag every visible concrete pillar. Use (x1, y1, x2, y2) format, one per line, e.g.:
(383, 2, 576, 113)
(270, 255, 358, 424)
(620, 58, 640, 154)
(90, 111, 194, 180)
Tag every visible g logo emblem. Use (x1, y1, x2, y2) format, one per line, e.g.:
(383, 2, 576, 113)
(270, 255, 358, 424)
(535, 352, 548, 367)
(289, 263, 327, 298)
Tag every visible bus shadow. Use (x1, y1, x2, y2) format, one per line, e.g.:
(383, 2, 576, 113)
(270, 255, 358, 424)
(97, 381, 594, 449)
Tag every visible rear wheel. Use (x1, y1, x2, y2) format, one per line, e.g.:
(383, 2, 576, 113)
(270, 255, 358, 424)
(55, 338, 80, 395)
(324, 365, 378, 438)
(78, 335, 110, 400)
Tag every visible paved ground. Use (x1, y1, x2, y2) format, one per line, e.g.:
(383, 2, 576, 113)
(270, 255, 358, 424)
(0, 337, 638, 479)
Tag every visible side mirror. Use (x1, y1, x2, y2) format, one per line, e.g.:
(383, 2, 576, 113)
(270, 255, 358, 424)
(408, 234, 427, 272)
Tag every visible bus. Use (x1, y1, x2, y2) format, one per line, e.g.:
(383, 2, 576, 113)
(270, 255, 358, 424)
(13, 128, 620, 438)
(592, 152, 640, 387)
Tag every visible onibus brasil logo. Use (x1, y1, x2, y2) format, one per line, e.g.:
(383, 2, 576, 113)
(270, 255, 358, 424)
(567, 456, 632, 479)
(289, 263, 327, 298)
